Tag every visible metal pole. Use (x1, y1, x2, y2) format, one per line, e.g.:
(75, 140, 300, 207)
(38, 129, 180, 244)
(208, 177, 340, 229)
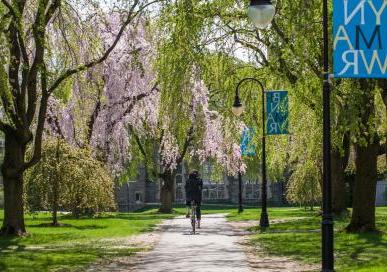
(260, 84, 269, 228)
(322, 0, 334, 270)
(238, 171, 243, 213)
(234, 78, 269, 227)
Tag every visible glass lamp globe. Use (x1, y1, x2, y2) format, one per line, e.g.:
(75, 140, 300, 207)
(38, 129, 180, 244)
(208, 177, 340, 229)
(248, 0, 275, 29)
(232, 105, 244, 117)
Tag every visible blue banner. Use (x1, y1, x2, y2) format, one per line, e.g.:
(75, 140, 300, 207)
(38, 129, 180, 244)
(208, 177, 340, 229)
(333, 0, 387, 78)
(266, 91, 289, 135)
(240, 127, 256, 156)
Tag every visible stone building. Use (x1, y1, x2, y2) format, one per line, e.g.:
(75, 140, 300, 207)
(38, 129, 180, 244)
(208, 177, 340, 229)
(116, 162, 287, 212)
(376, 180, 387, 206)
(115, 166, 159, 212)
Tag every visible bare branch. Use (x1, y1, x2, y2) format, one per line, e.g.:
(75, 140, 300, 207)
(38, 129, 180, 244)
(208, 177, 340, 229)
(129, 125, 148, 162)
(177, 126, 194, 165)
(109, 83, 160, 129)
(23, 64, 50, 170)
(48, 0, 160, 94)
(379, 143, 387, 156)
(271, 20, 320, 77)
(26, 0, 61, 126)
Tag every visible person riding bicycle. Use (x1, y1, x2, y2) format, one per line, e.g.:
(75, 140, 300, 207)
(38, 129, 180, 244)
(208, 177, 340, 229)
(185, 170, 203, 228)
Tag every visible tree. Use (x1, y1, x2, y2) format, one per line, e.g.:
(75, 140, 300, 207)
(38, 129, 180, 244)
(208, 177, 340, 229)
(0, 0, 158, 235)
(25, 137, 115, 224)
(52, 15, 158, 177)
(128, 73, 245, 213)
(143, 0, 244, 212)
(345, 80, 386, 232)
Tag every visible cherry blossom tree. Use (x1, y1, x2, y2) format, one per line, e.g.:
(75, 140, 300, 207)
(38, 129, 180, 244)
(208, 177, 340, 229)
(49, 15, 159, 178)
(130, 72, 246, 213)
(0, 0, 159, 236)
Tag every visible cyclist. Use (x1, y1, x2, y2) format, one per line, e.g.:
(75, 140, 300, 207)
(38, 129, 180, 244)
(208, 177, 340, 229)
(185, 170, 203, 228)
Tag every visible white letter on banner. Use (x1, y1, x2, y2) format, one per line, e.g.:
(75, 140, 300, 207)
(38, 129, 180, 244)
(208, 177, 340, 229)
(269, 122, 278, 134)
(267, 113, 278, 134)
(273, 93, 281, 103)
(344, 0, 366, 25)
(334, 26, 355, 50)
(360, 50, 387, 74)
(368, 0, 387, 25)
(271, 93, 281, 113)
(339, 50, 359, 75)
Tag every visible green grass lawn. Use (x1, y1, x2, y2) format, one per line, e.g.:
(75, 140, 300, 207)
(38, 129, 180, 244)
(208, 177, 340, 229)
(0, 208, 179, 272)
(228, 207, 387, 272)
(0, 204, 239, 271)
(1, 206, 386, 272)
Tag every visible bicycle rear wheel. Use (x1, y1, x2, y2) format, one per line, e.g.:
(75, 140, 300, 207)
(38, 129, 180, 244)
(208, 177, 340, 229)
(191, 203, 196, 234)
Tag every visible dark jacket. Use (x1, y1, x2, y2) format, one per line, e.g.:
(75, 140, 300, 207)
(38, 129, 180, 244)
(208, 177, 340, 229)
(185, 174, 203, 203)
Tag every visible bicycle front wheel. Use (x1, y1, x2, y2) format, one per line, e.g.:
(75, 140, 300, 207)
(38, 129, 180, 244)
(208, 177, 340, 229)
(191, 206, 196, 234)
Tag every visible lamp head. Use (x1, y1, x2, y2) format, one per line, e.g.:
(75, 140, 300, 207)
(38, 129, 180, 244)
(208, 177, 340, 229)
(248, 0, 275, 29)
(232, 95, 244, 117)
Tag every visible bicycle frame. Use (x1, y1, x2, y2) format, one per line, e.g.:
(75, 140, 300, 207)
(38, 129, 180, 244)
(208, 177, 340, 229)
(190, 200, 197, 234)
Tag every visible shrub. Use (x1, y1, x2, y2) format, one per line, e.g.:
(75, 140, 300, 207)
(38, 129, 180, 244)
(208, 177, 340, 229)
(287, 160, 322, 209)
(25, 138, 116, 223)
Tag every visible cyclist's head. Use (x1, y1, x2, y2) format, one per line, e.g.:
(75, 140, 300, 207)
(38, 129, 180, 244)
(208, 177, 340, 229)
(189, 170, 199, 178)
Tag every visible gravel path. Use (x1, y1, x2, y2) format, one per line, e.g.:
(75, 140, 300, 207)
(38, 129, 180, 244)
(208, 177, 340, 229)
(87, 214, 317, 272)
(134, 214, 250, 272)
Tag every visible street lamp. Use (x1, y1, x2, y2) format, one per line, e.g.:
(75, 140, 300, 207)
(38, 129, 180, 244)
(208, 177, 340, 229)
(238, 171, 244, 213)
(245, 0, 334, 269)
(247, 0, 276, 29)
(321, 0, 334, 271)
(232, 78, 269, 228)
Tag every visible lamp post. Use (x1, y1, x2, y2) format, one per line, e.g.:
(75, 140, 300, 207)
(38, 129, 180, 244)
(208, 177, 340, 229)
(238, 171, 243, 213)
(232, 78, 269, 228)
(321, 0, 334, 271)
(246, 0, 334, 270)
(238, 0, 275, 229)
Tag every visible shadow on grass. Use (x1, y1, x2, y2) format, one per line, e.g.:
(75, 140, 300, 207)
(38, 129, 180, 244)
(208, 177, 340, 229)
(29, 222, 73, 228)
(0, 237, 140, 272)
(249, 213, 387, 271)
(72, 224, 108, 230)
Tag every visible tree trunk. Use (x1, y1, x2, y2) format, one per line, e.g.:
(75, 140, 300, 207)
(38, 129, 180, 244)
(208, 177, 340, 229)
(346, 140, 379, 233)
(159, 170, 175, 213)
(52, 138, 60, 226)
(330, 130, 350, 217)
(0, 133, 27, 235)
(52, 171, 59, 225)
(331, 148, 347, 216)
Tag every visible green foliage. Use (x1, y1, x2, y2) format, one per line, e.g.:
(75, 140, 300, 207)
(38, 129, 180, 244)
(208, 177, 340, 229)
(155, 0, 205, 131)
(25, 137, 116, 217)
(286, 160, 322, 207)
(53, 78, 73, 104)
(0, 209, 175, 272)
(202, 0, 385, 205)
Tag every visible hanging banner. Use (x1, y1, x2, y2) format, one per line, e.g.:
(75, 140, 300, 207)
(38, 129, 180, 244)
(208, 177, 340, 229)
(266, 91, 289, 135)
(240, 127, 256, 156)
(333, 0, 387, 78)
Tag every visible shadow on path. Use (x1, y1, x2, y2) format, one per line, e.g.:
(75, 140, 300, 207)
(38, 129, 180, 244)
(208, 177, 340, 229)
(134, 214, 250, 272)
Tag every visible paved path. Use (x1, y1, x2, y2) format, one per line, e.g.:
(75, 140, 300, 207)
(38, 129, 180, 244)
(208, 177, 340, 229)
(134, 214, 250, 272)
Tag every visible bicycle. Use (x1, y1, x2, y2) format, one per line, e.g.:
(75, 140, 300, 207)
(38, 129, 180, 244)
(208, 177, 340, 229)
(190, 200, 197, 234)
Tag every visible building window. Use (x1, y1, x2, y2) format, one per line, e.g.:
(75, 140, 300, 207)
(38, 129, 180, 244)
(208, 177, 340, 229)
(135, 192, 142, 203)
(175, 174, 183, 184)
